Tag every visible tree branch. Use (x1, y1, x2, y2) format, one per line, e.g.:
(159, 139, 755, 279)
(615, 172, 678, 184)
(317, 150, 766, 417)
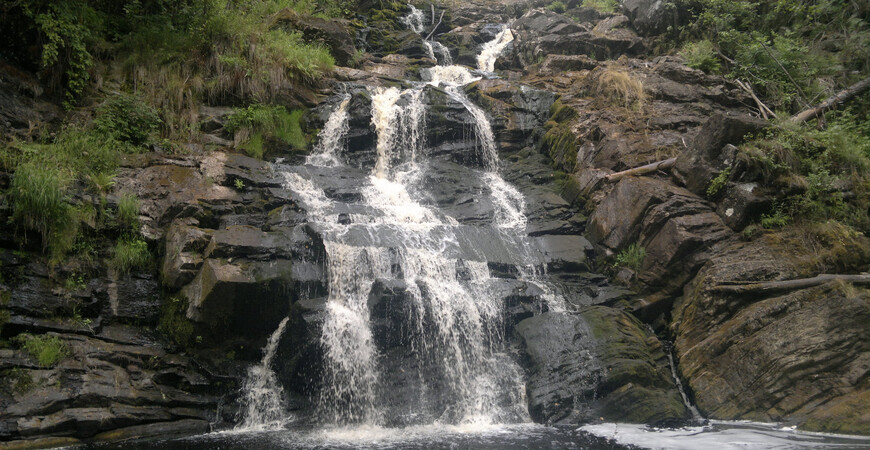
(424, 10, 444, 41)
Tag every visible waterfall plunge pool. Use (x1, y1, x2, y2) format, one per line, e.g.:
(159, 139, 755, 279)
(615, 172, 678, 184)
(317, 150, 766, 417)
(86, 421, 870, 449)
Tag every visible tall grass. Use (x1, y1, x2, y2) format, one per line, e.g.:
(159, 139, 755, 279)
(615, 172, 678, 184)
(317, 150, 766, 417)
(8, 163, 73, 255)
(116, 0, 335, 139)
(117, 193, 141, 234)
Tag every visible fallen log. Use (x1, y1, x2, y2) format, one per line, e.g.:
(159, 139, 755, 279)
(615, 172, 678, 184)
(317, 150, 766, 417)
(791, 77, 870, 124)
(605, 157, 677, 182)
(713, 273, 870, 295)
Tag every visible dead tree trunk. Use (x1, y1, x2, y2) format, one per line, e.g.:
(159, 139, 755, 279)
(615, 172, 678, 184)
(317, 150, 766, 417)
(791, 77, 870, 124)
(713, 273, 870, 295)
(605, 158, 677, 182)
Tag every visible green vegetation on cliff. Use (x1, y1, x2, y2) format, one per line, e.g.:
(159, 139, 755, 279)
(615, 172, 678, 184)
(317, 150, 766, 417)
(669, 0, 870, 235)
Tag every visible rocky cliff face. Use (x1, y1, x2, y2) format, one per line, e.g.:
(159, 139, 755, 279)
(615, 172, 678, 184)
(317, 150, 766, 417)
(1, 0, 868, 444)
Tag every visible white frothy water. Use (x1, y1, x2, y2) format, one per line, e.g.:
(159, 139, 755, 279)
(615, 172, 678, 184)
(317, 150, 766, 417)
(424, 41, 453, 65)
(371, 87, 426, 179)
(237, 317, 291, 431)
(307, 95, 350, 167)
(477, 26, 514, 72)
(400, 4, 426, 34)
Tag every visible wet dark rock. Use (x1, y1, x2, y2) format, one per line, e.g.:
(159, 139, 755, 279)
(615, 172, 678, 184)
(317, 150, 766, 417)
(109, 274, 161, 324)
(181, 258, 293, 338)
(0, 332, 227, 440)
(620, 0, 686, 35)
(517, 307, 687, 424)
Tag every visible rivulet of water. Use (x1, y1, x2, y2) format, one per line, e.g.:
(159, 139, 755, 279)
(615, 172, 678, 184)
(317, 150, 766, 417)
(237, 317, 291, 431)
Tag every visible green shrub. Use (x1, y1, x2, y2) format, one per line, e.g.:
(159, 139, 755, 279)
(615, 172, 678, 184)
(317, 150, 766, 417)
(614, 243, 646, 271)
(261, 30, 335, 83)
(582, 0, 618, 14)
(19, 1, 99, 108)
(112, 239, 151, 273)
(16, 334, 68, 367)
(226, 104, 307, 157)
(761, 208, 791, 228)
(680, 40, 721, 74)
(547, 1, 567, 13)
(94, 93, 162, 147)
(116, 193, 141, 234)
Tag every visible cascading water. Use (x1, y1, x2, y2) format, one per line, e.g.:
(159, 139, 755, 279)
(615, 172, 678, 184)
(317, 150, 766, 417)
(240, 8, 537, 431)
(477, 26, 514, 72)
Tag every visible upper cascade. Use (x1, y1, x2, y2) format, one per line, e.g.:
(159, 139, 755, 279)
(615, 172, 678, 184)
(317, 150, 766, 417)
(477, 26, 514, 72)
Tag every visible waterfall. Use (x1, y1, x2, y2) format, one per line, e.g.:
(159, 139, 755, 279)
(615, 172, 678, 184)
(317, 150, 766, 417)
(241, 16, 540, 429)
(237, 317, 291, 431)
(400, 4, 426, 34)
(306, 95, 350, 167)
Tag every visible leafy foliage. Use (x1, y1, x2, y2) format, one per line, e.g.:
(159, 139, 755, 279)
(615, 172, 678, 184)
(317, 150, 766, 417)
(706, 167, 731, 197)
(94, 93, 161, 147)
(678, 0, 870, 111)
(547, 1, 567, 14)
(582, 0, 618, 14)
(679, 40, 720, 73)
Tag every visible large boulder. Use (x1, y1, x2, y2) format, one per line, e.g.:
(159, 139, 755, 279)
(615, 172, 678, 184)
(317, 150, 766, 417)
(672, 225, 870, 434)
(587, 176, 734, 298)
(517, 307, 688, 424)
(182, 258, 293, 337)
(508, 9, 644, 69)
(673, 113, 769, 196)
(619, 0, 685, 36)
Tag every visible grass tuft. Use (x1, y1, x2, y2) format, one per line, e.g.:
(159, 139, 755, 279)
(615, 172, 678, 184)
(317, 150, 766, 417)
(112, 239, 151, 273)
(594, 67, 647, 109)
(16, 334, 68, 368)
(614, 243, 646, 271)
(116, 193, 141, 235)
